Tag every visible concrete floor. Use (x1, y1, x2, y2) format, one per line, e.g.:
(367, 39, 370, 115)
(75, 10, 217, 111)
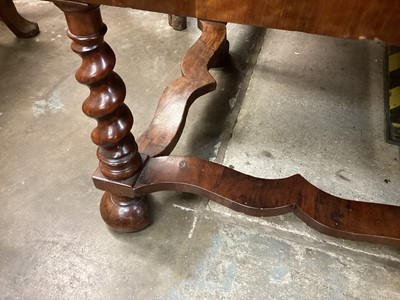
(1, 2, 399, 299)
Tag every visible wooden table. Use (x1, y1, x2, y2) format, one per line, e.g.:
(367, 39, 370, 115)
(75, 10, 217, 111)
(50, 0, 400, 247)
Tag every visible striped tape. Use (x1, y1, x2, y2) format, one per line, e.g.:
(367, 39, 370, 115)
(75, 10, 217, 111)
(387, 47, 400, 143)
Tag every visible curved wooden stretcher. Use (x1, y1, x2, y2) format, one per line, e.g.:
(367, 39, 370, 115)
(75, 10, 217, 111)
(51, 1, 400, 247)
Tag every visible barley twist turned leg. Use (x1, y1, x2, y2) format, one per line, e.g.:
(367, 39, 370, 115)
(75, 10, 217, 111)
(54, 2, 151, 232)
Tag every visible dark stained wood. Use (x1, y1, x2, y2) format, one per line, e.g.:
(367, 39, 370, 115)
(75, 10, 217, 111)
(168, 14, 186, 31)
(100, 192, 151, 232)
(93, 156, 400, 247)
(137, 20, 229, 157)
(51, 0, 400, 246)
(49, 0, 400, 45)
(0, 0, 39, 38)
(54, 1, 151, 232)
(144, 157, 400, 248)
(56, 2, 142, 180)
(90, 156, 400, 247)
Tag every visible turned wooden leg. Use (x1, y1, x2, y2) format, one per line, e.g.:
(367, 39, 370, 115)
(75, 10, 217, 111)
(54, 2, 151, 232)
(0, 0, 39, 38)
(84, 17, 399, 247)
(168, 14, 187, 31)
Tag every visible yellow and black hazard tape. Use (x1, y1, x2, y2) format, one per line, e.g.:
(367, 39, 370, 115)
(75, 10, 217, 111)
(387, 46, 400, 144)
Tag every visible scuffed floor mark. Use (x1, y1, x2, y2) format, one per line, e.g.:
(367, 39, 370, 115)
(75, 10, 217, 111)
(209, 142, 222, 162)
(172, 204, 198, 239)
(32, 91, 64, 117)
(188, 215, 198, 239)
(172, 203, 195, 212)
(228, 83, 242, 110)
(270, 265, 291, 284)
(222, 262, 237, 293)
(165, 216, 400, 299)
(207, 208, 400, 263)
(170, 235, 239, 298)
(336, 169, 351, 182)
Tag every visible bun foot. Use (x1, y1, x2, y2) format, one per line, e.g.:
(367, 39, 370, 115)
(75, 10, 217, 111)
(100, 192, 151, 232)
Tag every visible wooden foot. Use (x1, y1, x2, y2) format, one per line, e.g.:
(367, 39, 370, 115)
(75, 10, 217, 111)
(90, 20, 399, 247)
(94, 156, 400, 247)
(100, 192, 151, 232)
(0, 0, 39, 38)
(53, 3, 399, 247)
(168, 14, 187, 31)
(54, 2, 151, 232)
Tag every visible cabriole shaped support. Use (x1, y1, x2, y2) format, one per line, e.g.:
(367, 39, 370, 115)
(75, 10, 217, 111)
(0, 0, 39, 38)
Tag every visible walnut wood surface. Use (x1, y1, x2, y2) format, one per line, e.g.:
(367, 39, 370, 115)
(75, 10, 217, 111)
(127, 156, 399, 247)
(0, 0, 39, 38)
(137, 20, 229, 157)
(59, 3, 141, 180)
(53, 1, 400, 246)
(51, 0, 400, 45)
(91, 156, 400, 247)
(55, 2, 151, 232)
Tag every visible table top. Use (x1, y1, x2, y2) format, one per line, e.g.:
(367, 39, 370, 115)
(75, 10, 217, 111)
(59, 0, 400, 45)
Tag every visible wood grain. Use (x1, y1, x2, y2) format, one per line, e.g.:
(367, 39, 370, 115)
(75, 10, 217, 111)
(137, 20, 229, 157)
(129, 156, 399, 248)
(55, 2, 151, 232)
(53, 1, 400, 245)
(50, 0, 400, 45)
(57, 2, 142, 180)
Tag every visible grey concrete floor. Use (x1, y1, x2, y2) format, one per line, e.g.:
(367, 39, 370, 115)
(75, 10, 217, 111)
(1, 2, 399, 299)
